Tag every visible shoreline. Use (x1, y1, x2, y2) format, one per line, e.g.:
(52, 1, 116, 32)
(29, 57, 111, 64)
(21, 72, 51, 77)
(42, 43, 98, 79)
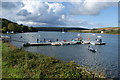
(2, 31, 120, 35)
(68, 30, 120, 35)
(2, 42, 106, 78)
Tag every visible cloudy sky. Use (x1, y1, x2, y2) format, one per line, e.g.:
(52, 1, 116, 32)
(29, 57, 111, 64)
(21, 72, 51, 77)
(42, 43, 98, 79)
(0, 0, 119, 28)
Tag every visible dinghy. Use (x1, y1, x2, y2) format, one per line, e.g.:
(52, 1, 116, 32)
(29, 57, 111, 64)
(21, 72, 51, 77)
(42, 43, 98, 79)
(88, 46, 97, 53)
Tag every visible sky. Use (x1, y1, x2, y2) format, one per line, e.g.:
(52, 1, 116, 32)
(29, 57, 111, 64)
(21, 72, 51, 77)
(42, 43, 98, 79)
(0, 0, 119, 29)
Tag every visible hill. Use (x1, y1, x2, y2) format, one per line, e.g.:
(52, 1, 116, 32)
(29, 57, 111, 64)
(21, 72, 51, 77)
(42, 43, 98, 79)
(35, 27, 89, 32)
(94, 27, 120, 30)
(69, 27, 120, 34)
(0, 18, 36, 33)
(0, 18, 89, 32)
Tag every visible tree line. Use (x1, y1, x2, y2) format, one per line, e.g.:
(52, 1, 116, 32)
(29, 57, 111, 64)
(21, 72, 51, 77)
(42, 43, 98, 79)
(1, 18, 36, 33)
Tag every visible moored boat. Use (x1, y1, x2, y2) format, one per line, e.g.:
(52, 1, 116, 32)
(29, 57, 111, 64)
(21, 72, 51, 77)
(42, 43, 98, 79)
(90, 41, 106, 45)
(51, 42, 61, 46)
(82, 40, 90, 44)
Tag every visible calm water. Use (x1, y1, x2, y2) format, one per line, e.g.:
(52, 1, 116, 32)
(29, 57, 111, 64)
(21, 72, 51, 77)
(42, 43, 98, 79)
(5, 31, 119, 78)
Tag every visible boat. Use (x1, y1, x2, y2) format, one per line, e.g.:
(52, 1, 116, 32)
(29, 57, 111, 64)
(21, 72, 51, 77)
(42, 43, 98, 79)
(51, 42, 62, 46)
(11, 31, 14, 34)
(88, 46, 97, 53)
(0, 35, 10, 39)
(82, 40, 90, 44)
(69, 41, 77, 45)
(90, 41, 106, 45)
(51, 41, 70, 46)
(62, 28, 65, 33)
(0, 35, 11, 42)
(77, 34, 80, 36)
(61, 42, 69, 45)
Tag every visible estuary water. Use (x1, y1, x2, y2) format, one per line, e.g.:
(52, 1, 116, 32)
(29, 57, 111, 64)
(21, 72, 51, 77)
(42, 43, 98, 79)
(5, 31, 119, 78)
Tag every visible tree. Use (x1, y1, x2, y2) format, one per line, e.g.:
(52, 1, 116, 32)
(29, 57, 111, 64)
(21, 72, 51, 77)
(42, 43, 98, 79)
(28, 27, 35, 32)
(2, 27, 8, 33)
(21, 26, 29, 32)
(8, 23, 15, 31)
(14, 24, 22, 32)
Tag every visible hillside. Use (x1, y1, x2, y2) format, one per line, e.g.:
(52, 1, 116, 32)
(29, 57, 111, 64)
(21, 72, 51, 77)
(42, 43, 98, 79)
(69, 27, 120, 34)
(0, 18, 14, 28)
(35, 27, 89, 32)
(1, 18, 89, 33)
(0, 18, 36, 33)
(95, 27, 120, 30)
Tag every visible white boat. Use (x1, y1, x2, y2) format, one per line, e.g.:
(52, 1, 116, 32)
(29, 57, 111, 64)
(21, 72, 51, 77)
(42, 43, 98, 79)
(82, 40, 90, 44)
(0, 35, 10, 39)
(88, 47, 97, 53)
(69, 41, 77, 45)
(62, 28, 65, 33)
(51, 41, 70, 46)
(90, 42, 95, 45)
(90, 41, 106, 45)
(51, 42, 61, 46)
(11, 31, 14, 34)
(77, 34, 80, 36)
(62, 31, 65, 33)
(60, 41, 70, 45)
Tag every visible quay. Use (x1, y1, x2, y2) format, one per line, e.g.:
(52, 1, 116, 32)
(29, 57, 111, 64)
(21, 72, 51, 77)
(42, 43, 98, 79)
(23, 42, 52, 46)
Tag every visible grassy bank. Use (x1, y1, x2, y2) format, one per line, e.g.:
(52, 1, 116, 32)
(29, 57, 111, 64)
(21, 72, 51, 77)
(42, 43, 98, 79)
(2, 42, 105, 78)
(68, 27, 120, 35)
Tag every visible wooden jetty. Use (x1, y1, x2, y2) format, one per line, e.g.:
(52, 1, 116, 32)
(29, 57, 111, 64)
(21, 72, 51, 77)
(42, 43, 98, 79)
(23, 42, 52, 46)
(23, 41, 82, 46)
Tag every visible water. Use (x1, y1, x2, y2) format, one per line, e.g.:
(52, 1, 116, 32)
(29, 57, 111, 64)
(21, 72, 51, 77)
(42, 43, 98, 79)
(4, 31, 119, 78)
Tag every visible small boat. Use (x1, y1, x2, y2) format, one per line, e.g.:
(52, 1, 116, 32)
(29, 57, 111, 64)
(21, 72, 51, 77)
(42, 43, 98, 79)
(62, 28, 65, 33)
(88, 46, 97, 53)
(60, 41, 70, 45)
(82, 40, 90, 44)
(11, 31, 14, 34)
(0, 35, 11, 42)
(90, 42, 95, 45)
(51, 42, 61, 46)
(77, 34, 80, 36)
(51, 41, 70, 46)
(90, 41, 106, 45)
(0, 35, 10, 39)
(62, 31, 65, 33)
(69, 41, 77, 45)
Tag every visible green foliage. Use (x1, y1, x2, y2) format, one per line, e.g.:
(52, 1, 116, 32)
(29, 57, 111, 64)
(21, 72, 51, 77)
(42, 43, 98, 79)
(2, 43, 104, 78)
(28, 27, 36, 32)
(1, 18, 36, 33)
(1, 18, 13, 28)
(8, 23, 15, 31)
(2, 27, 8, 32)
(21, 26, 29, 32)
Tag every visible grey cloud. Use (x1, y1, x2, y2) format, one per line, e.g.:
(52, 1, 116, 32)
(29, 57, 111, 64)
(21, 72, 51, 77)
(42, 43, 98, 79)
(1, 2, 23, 10)
(17, 9, 31, 16)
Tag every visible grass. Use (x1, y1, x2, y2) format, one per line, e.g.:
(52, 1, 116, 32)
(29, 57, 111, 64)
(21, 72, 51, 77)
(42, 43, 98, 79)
(2, 42, 105, 79)
(68, 29, 120, 35)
